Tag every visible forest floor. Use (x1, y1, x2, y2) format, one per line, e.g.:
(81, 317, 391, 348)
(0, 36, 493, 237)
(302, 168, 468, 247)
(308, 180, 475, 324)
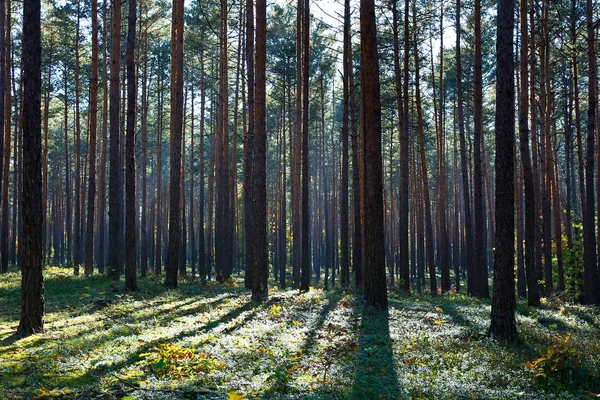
(0, 267, 599, 399)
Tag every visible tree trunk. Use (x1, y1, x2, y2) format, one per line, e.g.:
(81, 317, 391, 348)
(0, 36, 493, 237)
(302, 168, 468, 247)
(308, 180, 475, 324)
(456, 0, 474, 296)
(361, 0, 387, 309)
(413, 6, 435, 296)
(125, 0, 137, 290)
(300, 0, 310, 292)
(18, 0, 43, 336)
(251, 0, 268, 302)
(583, 0, 600, 305)
(108, 0, 122, 280)
(85, 0, 99, 276)
(489, 0, 516, 340)
(473, 0, 488, 298)
(165, 0, 184, 288)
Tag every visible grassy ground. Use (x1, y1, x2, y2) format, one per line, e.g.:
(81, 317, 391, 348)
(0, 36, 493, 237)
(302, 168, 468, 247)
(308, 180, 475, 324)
(0, 267, 599, 399)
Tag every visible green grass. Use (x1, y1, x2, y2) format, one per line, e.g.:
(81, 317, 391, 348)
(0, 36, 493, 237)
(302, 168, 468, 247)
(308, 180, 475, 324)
(1, 267, 599, 399)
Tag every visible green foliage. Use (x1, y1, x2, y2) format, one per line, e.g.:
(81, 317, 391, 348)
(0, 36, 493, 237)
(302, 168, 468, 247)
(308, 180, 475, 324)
(1, 271, 599, 398)
(563, 238, 584, 301)
(138, 342, 226, 379)
(523, 334, 580, 381)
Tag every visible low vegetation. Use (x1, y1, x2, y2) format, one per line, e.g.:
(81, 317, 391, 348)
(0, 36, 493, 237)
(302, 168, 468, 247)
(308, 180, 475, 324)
(1, 267, 599, 399)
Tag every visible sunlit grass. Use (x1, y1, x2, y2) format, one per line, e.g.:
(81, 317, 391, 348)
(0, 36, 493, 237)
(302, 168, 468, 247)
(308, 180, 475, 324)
(0, 266, 599, 399)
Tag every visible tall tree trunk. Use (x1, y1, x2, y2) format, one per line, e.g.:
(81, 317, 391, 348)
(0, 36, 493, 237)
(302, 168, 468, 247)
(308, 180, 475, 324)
(108, 0, 123, 280)
(413, 6, 435, 296)
(165, 0, 184, 288)
(215, 0, 231, 283)
(154, 72, 163, 275)
(292, 0, 302, 289)
(244, 0, 255, 289)
(74, 1, 82, 273)
(489, 0, 516, 339)
(198, 42, 206, 283)
(519, 0, 539, 306)
(85, 0, 99, 276)
(300, 0, 310, 292)
(0, 0, 5, 273)
(251, 0, 268, 302)
(97, 0, 108, 274)
(456, 0, 474, 295)
(361, 0, 387, 309)
(125, 0, 137, 290)
(18, 0, 43, 336)
(340, 0, 351, 288)
(392, 0, 409, 292)
(437, 8, 449, 293)
(1, 1, 11, 274)
(140, 15, 149, 278)
(583, 0, 600, 305)
(473, 0, 488, 298)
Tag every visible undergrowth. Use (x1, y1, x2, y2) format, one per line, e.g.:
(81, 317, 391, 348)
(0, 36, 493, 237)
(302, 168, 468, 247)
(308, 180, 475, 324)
(0, 266, 599, 399)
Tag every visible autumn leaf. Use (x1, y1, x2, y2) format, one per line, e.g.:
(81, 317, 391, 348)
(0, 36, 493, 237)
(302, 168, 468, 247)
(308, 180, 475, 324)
(228, 390, 248, 400)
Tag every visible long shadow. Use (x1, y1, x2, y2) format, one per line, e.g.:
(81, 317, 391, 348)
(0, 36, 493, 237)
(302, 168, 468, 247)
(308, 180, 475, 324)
(51, 298, 263, 390)
(296, 291, 345, 358)
(352, 306, 401, 399)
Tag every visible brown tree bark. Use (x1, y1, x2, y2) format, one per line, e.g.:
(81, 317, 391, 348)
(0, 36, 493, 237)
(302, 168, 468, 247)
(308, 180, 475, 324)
(18, 0, 43, 336)
(456, 0, 474, 295)
(292, 0, 302, 289)
(583, 0, 600, 305)
(165, 0, 184, 288)
(300, 0, 310, 292)
(108, 0, 122, 280)
(361, 0, 387, 309)
(413, 6, 435, 296)
(125, 0, 137, 290)
(0, 0, 5, 272)
(244, 0, 255, 289)
(489, 0, 516, 340)
(251, 0, 268, 302)
(215, 0, 231, 283)
(84, 0, 99, 276)
(473, 0, 488, 298)
(96, 0, 108, 274)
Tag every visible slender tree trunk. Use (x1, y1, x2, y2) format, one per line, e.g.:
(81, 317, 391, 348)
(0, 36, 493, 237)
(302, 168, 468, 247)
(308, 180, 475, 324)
(473, 0, 488, 298)
(583, 0, 600, 305)
(215, 0, 231, 283)
(72, 1, 81, 274)
(125, 0, 137, 290)
(140, 17, 149, 278)
(244, 0, 255, 289)
(300, 0, 310, 292)
(292, 0, 302, 289)
(165, 0, 184, 288)
(198, 43, 206, 283)
(413, 6, 435, 296)
(1, 2, 11, 274)
(0, 0, 5, 273)
(456, 0, 474, 295)
(108, 0, 122, 280)
(392, 0, 409, 292)
(85, 0, 99, 276)
(251, 0, 268, 302)
(97, 0, 108, 274)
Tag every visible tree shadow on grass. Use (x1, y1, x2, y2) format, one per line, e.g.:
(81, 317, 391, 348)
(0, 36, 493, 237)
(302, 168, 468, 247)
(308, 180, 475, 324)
(352, 307, 400, 399)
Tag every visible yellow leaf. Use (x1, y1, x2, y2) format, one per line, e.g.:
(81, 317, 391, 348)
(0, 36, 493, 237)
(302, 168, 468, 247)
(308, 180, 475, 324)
(292, 321, 302, 326)
(435, 306, 443, 312)
(228, 390, 248, 400)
